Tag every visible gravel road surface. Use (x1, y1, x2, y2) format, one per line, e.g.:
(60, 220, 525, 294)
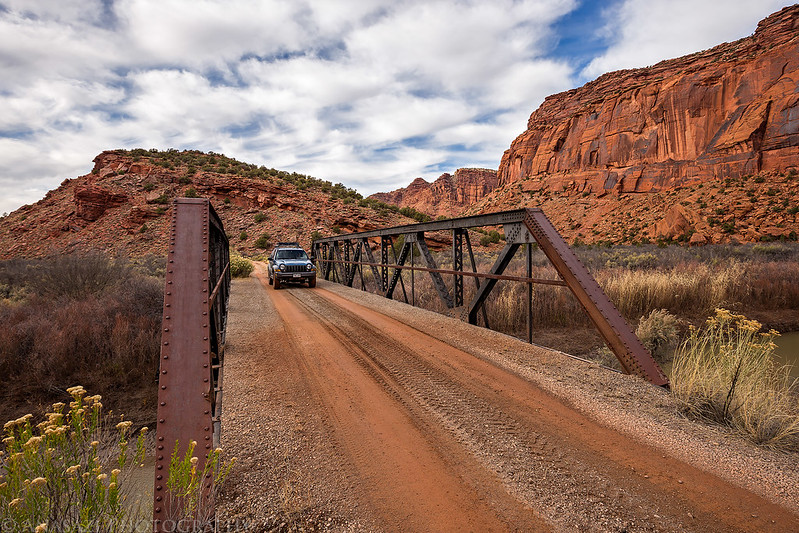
(217, 263, 798, 532)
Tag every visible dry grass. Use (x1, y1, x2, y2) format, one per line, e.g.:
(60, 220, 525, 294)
(671, 309, 799, 449)
(347, 243, 799, 362)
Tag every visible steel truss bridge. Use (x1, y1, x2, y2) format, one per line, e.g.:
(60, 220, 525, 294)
(311, 208, 668, 388)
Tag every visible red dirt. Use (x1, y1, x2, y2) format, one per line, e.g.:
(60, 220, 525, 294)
(219, 265, 799, 531)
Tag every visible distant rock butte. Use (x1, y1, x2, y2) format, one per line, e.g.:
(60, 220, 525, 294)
(498, 5, 799, 194)
(370, 168, 498, 217)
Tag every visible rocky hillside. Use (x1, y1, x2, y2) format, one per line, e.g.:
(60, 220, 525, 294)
(0, 149, 415, 259)
(369, 168, 498, 217)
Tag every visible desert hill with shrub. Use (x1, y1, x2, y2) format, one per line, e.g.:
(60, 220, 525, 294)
(375, 5, 799, 245)
(0, 149, 424, 260)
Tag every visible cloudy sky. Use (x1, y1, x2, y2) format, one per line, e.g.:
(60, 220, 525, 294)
(0, 0, 790, 214)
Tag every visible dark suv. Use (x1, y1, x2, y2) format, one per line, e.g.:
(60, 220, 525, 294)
(267, 242, 316, 289)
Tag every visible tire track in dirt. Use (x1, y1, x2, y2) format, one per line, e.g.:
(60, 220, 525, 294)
(265, 277, 546, 532)
(280, 285, 798, 533)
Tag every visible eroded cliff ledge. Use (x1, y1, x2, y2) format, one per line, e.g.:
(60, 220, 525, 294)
(498, 5, 799, 195)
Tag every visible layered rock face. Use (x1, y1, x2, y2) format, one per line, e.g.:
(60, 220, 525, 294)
(370, 168, 498, 217)
(498, 5, 799, 194)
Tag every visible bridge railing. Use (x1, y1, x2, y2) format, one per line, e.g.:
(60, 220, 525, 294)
(311, 208, 668, 387)
(153, 198, 231, 531)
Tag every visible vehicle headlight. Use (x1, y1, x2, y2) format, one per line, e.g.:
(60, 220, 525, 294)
(306, 263, 314, 271)
(278, 264, 286, 272)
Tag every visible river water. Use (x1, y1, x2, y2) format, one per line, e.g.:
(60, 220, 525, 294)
(774, 331, 799, 380)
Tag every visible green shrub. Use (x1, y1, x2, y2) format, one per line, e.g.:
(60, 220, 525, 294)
(229, 253, 254, 278)
(671, 309, 799, 448)
(253, 213, 266, 223)
(142, 183, 156, 192)
(153, 194, 169, 205)
(238, 231, 247, 241)
(184, 187, 199, 198)
(254, 234, 270, 249)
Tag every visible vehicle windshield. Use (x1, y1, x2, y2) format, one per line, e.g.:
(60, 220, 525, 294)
(276, 249, 308, 260)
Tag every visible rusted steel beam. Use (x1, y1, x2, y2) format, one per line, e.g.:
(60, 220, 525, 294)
(362, 238, 384, 292)
(415, 233, 454, 309)
(154, 198, 231, 530)
(467, 243, 520, 325)
(523, 210, 668, 386)
(452, 229, 464, 307)
(315, 257, 567, 286)
(386, 241, 411, 300)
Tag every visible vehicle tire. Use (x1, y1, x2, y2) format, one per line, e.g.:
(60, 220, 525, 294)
(268, 275, 273, 285)
(308, 277, 316, 288)
(273, 277, 281, 290)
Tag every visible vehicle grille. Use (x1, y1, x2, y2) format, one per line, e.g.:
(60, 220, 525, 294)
(284, 264, 307, 273)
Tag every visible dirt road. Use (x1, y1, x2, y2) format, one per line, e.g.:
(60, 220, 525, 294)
(218, 264, 799, 532)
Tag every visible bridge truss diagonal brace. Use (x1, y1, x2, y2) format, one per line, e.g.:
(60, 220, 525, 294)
(362, 239, 384, 293)
(415, 232, 454, 309)
(467, 243, 520, 325)
(523, 210, 668, 386)
(386, 241, 411, 300)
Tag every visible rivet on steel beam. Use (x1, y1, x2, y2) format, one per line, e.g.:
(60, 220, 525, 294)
(163, 355, 168, 360)
(206, 444, 211, 449)
(163, 342, 169, 345)
(204, 378, 208, 383)
(203, 364, 208, 368)
(205, 436, 210, 440)
(160, 385, 166, 390)
(159, 418, 165, 423)
(160, 402, 165, 406)
(157, 465, 162, 470)
(156, 496, 162, 502)
(203, 350, 208, 354)
(155, 507, 161, 512)
(204, 427, 209, 431)
(165, 303, 171, 307)
(203, 337, 208, 340)
(164, 328, 169, 332)
(158, 455, 163, 460)
(157, 474, 162, 480)
(162, 371, 167, 376)
(204, 410, 209, 414)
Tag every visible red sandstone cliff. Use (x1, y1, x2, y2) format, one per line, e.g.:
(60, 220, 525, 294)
(370, 168, 498, 217)
(498, 5, 799, 195)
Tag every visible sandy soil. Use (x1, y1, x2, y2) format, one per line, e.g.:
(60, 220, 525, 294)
(217, 263, 798, 532)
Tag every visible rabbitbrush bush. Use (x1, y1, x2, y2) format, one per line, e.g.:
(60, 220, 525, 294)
(0, 386, 147, 532)
(671, 309, 799, 449)
(0, 387, 236, 532)
(229, 252, 254, 278)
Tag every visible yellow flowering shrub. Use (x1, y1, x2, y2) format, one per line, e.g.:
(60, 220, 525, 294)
(0, 386, 147, 532)
(672, 309, 799, 448)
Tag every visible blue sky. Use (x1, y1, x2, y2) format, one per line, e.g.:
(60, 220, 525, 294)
(0, 0, 791, 214)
